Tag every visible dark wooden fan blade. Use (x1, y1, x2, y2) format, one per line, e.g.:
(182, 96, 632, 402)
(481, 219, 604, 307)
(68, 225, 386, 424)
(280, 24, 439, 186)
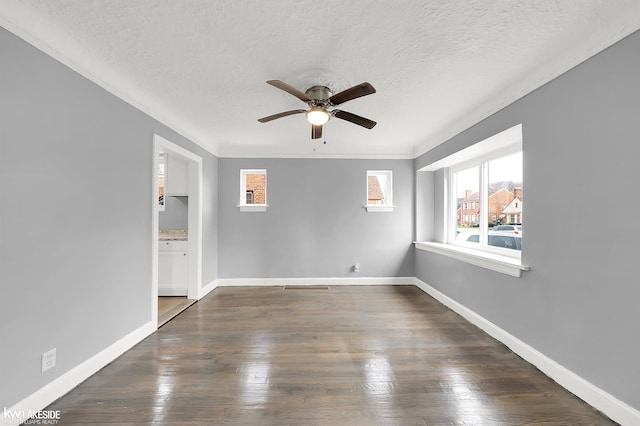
(311, 124, 323, 139)
(333, 110, 377, 129)
(266, 80, 312, 103)
(328, 82, 376, 105)
(258, 109, 306, 123)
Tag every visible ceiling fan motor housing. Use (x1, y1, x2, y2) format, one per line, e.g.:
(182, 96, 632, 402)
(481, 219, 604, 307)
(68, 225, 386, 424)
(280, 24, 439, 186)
(305, 85, 333, 103)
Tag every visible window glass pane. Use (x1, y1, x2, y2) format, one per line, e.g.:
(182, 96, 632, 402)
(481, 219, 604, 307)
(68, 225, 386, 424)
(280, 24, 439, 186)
(488, 152, 523, 226)
(454, 166, 479, 243)
(488, 152, 523, 249)
(245, 173, 265, 204)
(367, 171, 392, 206)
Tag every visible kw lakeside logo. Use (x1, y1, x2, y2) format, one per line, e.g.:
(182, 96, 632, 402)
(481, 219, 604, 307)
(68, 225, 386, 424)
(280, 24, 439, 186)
(3, 408, 60, 425)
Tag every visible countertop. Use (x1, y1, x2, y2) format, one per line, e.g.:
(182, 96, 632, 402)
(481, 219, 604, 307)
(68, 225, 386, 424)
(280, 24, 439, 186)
(159, 230, 188, 241)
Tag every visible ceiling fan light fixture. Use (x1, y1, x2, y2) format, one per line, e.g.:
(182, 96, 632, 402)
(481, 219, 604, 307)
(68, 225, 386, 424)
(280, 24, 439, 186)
(258, 80, 376, 138)
(306, 107, 330, 125)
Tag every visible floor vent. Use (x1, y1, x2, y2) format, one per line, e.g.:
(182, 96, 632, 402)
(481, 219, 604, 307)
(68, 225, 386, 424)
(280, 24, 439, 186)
(283, 286, 331, 291)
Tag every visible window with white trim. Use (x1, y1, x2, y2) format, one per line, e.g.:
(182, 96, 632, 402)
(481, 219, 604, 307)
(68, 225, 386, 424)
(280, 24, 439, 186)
(366, 170, 393, 212)
(415, 124, 529, 277)
(450, 149, 523, 258)
(239, 169, 267, 212)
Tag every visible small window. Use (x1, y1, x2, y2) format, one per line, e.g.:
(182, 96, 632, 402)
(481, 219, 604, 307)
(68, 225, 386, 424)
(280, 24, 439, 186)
(239, 169, 267, 212)
(366, 170, 393, 212)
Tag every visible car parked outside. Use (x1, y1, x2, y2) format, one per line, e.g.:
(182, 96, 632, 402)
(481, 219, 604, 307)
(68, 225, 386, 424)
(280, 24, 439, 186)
(466, 232, 522, 250)
(492, 224, 522, 235)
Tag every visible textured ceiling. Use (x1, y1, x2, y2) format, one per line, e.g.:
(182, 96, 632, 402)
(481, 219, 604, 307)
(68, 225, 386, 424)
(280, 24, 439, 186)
(2, 1, 639, 158)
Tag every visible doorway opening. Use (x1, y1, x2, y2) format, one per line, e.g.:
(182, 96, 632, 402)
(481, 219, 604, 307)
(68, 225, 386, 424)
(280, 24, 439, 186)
(152, 134, 203, 327)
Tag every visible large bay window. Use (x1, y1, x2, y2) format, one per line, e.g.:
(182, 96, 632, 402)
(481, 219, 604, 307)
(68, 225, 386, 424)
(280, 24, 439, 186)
(415, 124, 529, 277)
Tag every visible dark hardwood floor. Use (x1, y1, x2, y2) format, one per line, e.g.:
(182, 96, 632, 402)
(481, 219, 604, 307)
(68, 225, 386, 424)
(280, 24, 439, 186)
(46, 285, 615, 425)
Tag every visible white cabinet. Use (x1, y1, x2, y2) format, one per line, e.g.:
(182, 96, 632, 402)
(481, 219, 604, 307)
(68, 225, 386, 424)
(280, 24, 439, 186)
(165, 153, 189, 196)
(158, 240, 188, 296)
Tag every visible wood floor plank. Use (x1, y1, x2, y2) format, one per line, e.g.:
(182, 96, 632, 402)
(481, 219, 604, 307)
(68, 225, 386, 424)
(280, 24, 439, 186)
(158, 296, 196, 327)
(45, 286, 615, 425)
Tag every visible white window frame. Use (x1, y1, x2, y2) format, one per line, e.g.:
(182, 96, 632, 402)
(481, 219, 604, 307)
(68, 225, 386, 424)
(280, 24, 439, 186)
(415, 124, 529, 277)
(366, 170, 394, 212)
(448, 146, 522, 259)
(238, 169, 267, 212)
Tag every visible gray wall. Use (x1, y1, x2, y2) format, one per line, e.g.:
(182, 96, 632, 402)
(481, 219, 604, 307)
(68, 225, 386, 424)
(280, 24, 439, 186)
(0, 27, 218, 408)
(218, 158, 414, 278)
(159, 196, 189, 230)
(415, 30, 640, 410)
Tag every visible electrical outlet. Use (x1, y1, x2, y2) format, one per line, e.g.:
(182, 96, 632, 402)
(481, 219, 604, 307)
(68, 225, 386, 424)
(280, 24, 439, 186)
(353, 263, 360, 273)
(42, 348, 56, 373)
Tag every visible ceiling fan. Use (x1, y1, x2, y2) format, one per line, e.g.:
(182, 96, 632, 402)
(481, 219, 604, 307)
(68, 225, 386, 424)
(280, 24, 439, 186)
(258, 80, 377, 139)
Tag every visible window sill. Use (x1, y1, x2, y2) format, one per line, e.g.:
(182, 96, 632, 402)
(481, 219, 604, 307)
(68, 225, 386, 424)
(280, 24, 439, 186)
(365, 205, 395, 213)
(414, 241, 529, 278)
(238, 204, 268, 212)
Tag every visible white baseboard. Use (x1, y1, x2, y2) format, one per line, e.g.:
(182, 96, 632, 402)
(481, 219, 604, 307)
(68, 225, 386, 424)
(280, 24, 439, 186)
(412, 278, 640, 426)
(198, 279, 218, 299)
(217, 276, 414, 287)
(3, 321, 156, 426)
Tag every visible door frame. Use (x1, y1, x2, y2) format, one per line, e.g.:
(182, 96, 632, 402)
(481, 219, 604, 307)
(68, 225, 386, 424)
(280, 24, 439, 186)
(151, 134, 203, 327)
